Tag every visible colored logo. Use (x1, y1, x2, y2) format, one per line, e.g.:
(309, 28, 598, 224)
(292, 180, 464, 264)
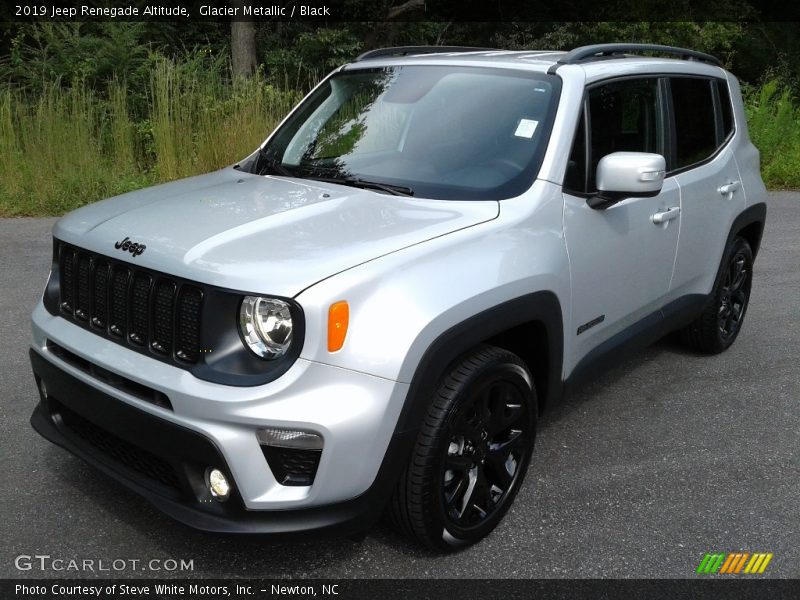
(696, 552, 773, 574)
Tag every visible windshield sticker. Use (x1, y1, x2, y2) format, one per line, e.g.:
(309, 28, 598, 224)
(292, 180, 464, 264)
(514, 119, 539, 139)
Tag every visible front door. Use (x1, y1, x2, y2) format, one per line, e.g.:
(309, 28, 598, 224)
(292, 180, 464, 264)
(562, 76, 680, 369)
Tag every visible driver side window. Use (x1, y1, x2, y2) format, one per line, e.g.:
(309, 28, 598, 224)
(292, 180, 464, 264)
(565, 77, 663, 194)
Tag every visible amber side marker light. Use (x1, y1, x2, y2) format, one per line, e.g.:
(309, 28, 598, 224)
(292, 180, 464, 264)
(328, 301, 349, 352)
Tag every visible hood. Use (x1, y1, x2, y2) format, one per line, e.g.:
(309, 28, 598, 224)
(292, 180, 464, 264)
(54, 168, 499, 296)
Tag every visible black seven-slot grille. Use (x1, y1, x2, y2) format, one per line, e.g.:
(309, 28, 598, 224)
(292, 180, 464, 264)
(57, 241, 203, 365)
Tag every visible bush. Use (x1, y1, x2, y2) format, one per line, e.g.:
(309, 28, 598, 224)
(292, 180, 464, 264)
(745, 79, 800, 189)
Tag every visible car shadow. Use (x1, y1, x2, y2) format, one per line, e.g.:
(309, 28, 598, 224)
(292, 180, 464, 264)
(538, 333, 704, 429)
(43, 447, 440, 574)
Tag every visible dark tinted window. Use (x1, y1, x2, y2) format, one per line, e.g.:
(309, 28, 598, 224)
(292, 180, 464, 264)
(717, 80, 735, 139)
(586, 78, 661, 191)
(671, 77, 717, 168)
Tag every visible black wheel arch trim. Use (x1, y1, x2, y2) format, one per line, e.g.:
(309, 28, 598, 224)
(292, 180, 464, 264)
(395, 291, 564, 435)
(727, 202, 766, 259)
(702, 202, 766, 312)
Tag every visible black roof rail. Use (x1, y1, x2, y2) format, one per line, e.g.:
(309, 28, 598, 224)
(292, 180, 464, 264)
(556, 43, 722, 67)
(355, 46, 497, 61)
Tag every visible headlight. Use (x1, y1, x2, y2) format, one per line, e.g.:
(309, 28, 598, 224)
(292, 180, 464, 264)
(239, 296, 293, 359)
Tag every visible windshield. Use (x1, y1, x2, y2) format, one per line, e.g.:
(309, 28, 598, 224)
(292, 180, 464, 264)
(251, 65, 560, 200)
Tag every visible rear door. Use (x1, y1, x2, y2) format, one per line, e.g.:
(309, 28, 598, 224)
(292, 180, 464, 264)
(667, 77, 745, 297)
(563, 76, 680, 368)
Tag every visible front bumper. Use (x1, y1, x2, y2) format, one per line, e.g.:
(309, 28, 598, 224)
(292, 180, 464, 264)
(29, 301, 415, 535)
(30, 349, 415, 535)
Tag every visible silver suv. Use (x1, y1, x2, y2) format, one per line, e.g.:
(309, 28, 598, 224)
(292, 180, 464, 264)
(29, 44, 767, 551)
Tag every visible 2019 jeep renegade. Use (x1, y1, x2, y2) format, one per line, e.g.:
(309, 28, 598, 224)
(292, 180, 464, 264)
(29, 44, 767, 551)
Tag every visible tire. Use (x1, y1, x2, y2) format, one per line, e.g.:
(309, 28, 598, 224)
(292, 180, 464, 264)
(387, 345, 537, 552)
(681, 236, 754, 354)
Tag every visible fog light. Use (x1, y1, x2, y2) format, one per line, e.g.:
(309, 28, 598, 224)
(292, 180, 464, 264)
(205, 467, 230, 501)
(39, 380, 48, 399)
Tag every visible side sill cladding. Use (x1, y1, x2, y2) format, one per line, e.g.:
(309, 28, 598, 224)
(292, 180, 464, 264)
(563, 203, 767, 396)
(395, 291, 564, 435)
(563, 294, 708, 396)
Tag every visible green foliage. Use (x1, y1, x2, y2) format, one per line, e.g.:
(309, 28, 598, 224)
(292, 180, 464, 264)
(0, 56, 299, 216)
(0, 23, 151, 93)
(0, 82, 143, 216)
(492, 21, 745, 67)
(733, 23, 800, 92)
(148, 54, 299, 180)
(0, 22, 234, 116)
(262, 26, 361, 90)
(745, 80, 800, 188)
(1, 21, 799, 216)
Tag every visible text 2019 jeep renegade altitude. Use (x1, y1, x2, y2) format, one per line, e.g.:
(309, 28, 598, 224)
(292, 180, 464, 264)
(29, 44, 767, 551)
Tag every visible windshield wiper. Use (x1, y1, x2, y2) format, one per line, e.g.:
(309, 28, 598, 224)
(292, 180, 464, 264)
(307, 175, 414, 197)
(257, 151, 295, 178)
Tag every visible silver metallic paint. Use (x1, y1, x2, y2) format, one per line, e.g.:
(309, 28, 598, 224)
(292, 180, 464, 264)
(53, 170, 498, 297)
(31, 51, 767, 512)
(596, 152, 666, 194)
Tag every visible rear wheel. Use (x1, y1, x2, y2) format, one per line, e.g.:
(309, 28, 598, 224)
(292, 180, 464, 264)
(681, 237, 753, 353)
(388, 345, 536, 551)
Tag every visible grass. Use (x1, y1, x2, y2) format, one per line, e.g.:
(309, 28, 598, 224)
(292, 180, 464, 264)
(0, 57, 300, 217)
(0, 72, 797, 217)
(0, 83, 128, 216)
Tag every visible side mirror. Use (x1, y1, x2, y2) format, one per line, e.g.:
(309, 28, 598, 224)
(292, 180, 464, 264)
(587, 152, 666, 209)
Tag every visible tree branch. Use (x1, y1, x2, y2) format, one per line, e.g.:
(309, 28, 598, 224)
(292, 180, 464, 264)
(386, 0, 425, 21)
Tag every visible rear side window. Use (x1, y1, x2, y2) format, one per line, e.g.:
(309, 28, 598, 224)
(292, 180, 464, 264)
(717, 80, 735, 140)
(670, 78, 717, 169)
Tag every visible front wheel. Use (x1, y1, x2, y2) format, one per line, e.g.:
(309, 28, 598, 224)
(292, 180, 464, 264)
(387, 345, 537, 551)
(681, 236, 754, 353)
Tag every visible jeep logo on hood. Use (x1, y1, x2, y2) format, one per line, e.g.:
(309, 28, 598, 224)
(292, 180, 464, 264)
(114, 237, 146, 257)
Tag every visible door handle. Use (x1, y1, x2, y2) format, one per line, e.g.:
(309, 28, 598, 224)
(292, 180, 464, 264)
(652, 206, 680, 224)
(718, 181, 741, 196)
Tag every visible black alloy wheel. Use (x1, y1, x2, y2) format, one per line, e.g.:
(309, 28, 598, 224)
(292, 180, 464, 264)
(441, 376, 531, 531)
(681, 236, 754, 353)
(718, 247, 751, 341)
(387, 345, 537, 551)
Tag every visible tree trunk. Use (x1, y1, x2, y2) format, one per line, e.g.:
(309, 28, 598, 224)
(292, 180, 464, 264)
(363, 0, 426, 51)
(231, 2, 256, 77)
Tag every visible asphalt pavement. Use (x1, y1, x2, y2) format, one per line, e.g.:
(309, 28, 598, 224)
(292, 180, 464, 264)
(1, 193, 798, 579)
